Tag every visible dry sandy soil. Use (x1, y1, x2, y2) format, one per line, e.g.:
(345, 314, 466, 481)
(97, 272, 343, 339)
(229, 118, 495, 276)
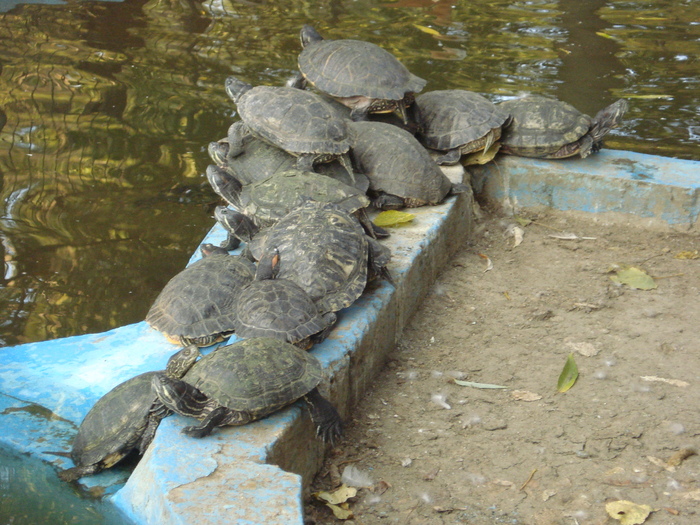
(305, 205, 700, 525)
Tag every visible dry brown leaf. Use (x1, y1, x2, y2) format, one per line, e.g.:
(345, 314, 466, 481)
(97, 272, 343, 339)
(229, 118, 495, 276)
(511, 390, 542, 401)
(667, 448, 697, 467)
(605, 500, 654, 524)
(313, 484, 357, 505)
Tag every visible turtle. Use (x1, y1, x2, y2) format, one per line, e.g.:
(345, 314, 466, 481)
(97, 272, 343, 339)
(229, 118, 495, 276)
(412, 89, 512, 165)
(209, 168, 385, 249)
(145, 244, 256, 346)
(295, 25, 426, 124)
(498, 95, 629, 159)
(224, 77, 355, 182)
(151, 337, 343, 443)
(57, 345, 200, 482)
(220, 201, 391, 315)
(348, 121, 469, 209)
(232, 249, 337, 349)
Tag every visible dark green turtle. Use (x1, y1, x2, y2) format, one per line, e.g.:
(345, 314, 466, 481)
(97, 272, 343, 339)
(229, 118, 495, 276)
(232, 249, 336, 349)
(413, 90, 511, 165)
(224, 77, 355, 181)
(145, 244, 256, 346)
(348, 121, 468, 209)
(219, 201, 391, 314)
(151, 337, 343, 443)
(296, 25, 426, 124)
(57, 345, 200, 482)
(498, 95, 629, 158)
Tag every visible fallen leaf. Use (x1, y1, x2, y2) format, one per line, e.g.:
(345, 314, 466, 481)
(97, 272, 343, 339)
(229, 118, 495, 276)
(674, 250, 699, 259)
(609, 265, 657, 290)
(414, 24, 441, 36)
(605, 500, 654, 524)
(478, 253, 493, 272)
(374, 210, 415, 227)
(596, 31, 619, 41)
(640, 375, 689, 387)
(646, 456, 673, 471)
(514, 216, 532, 227)
(452, 378, 508, 389)
(566, 341, 599, 357)
(372, 480, 391, 494)
(511, 225, 524, 248)
(557, 353, 578, 393)
(667, 448, 697, 467)
(462, 142, 500, 165)
(313, 484, 357, 505)
(511, 390, 542, 401)
(423, 467, 440, 481)
(327, 502, 354, 520)
(625, 94, 673, 100)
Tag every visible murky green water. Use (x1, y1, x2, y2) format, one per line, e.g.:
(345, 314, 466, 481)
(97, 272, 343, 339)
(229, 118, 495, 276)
(0, 0, 697, 520)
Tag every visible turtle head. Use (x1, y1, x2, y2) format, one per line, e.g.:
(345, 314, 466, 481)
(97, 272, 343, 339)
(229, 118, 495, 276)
(165, 344, 201, 379)
(207, 141, 229, 166)
(200, 243, 229, 258)
(300, 25, 324, 47)
(215, 206, 259, 243)
(205, 164, 243, 208)
(151, 373, 209, 417)
(224, 76, 253, 104)
(255, 248, 280, 281)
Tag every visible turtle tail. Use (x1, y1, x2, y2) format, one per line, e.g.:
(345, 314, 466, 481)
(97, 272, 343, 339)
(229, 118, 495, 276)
(304, 388, 343, 445)
(589, 99, 629, 143)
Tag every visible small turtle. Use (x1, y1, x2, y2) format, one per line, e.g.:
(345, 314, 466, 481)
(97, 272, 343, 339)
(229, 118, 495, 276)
(57, 345, 200, 482)
(296, 25, 426, 124)
(224, 77, 355, 181)
(151, 337, 343, 443)
(348, 121, 468, 209)
(145, 244, 256, 346)
(412, 90, 511, 165)
(220, 201, 390, 314)
(498, 95, 629, 159)
(232, 249, 337, 349)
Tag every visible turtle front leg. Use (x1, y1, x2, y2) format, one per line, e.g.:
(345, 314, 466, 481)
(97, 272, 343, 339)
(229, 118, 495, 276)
(226, 121, 250, 159)
(303, 388, 343, 445)
(183, 407, 255, 438)
(295, 154, 316, 172)
(138, 409, 170, 455)
(349, 107, 370, 122)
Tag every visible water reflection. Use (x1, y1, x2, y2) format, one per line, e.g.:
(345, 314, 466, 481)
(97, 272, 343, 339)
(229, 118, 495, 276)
(0, 0, 697, 347)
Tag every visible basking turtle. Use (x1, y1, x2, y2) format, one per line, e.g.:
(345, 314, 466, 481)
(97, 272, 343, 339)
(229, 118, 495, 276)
(348, 121, 468, 209)
(145, 244, 256, 346)
(498, 95, 629, 159)
(232, 249, 337, 349)
(412, 90, 511, 165)
(151, 337, 343, 443)
(57, 345, 200, 482)
(224, 77, 355, 181)
(220, 201, 390, 314)
(296, 25, 426, 124)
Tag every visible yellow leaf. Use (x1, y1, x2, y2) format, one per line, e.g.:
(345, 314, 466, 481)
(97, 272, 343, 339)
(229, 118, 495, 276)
(462, 142, 501, 165)
(374, 210, 415, 227)
(609, 265, 657, 290)
(413, 24, 441, 36)
(327, 502, 354, 520)
(596, 31, 619, 41)
(313, 484, 357, 505)
(557, 353, 578, 393)
(625, 94, 673, 100)
(674, 250, 699, 259)
(605, 500, 654, 525)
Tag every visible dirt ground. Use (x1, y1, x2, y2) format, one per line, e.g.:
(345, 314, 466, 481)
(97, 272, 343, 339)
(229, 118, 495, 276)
(305, 205, 700, 525)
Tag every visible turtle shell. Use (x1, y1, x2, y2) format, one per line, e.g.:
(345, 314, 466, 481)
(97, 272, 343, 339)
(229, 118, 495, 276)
(299, 34, 426, 102)
(414, 90, 510, 153)
(239, 169, 370, 229)
(231, 84, 350, 158)
(348, 121, 453, 207)
(146, 253, 256, 346)
(498, 95, 592, 157)
(249, 201, 368, 314)
(232, 279, 330, 346)
(182, 337, 324, 419)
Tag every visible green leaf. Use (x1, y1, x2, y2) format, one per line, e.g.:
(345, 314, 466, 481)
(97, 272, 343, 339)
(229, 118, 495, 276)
(557, 353, 578, 392)
(374, 210, 415, 227)
(609, 265, 657, 290)
(452, 379, 508, 389)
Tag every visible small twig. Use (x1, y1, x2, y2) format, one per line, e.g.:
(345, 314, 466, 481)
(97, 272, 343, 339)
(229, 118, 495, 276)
(652, 273, 684, 280)
(519, 468, 537, 491)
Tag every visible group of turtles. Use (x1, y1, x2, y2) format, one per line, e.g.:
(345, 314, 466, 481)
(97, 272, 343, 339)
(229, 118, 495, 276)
(56, 25, 628, 484)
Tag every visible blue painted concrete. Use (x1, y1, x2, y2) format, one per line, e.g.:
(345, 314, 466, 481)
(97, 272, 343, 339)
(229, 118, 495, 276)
(1, 151, 697, 524)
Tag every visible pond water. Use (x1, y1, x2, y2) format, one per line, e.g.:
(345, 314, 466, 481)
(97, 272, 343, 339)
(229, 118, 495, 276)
(0, 0, 697, 522)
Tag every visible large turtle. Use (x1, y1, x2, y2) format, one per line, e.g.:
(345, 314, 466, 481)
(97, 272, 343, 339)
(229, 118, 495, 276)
(232, 249, 337, 349)
(224, 77, 355, 181)
(412, 90, 512, 165)
(296, 25, 426, 124)
(145, 244, 256, 346)
(220, 201, 390, 315)
(498, 95, 629, 159)
(348, 121, 468, 209)
(151, 337, 343, 443)
(57, 345, 200, 482)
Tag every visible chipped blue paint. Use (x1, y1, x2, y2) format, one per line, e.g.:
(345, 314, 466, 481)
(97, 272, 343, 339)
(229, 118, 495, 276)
(1, 151, 696, 524)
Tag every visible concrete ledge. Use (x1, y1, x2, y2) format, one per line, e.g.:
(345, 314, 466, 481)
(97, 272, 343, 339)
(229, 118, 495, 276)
(469, 150, 700, 228)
